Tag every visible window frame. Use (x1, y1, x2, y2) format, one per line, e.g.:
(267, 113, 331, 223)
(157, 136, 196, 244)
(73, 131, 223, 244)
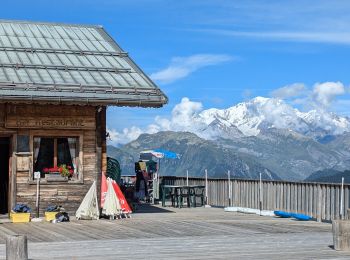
(29, 131, 84, 184)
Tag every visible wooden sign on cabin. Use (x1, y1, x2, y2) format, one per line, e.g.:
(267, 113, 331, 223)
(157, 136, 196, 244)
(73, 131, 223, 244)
(5, 104, 96, 130)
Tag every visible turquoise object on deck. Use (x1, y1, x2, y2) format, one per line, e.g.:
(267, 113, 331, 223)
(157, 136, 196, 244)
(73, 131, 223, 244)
(291, 213, 312, 221)
(274, 211, 292, 218)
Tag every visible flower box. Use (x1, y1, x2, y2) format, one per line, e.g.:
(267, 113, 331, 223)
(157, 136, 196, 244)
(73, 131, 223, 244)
(10, 212, 31, 223)
(45, 173, 68, 182)
(45, 212, 59, 221)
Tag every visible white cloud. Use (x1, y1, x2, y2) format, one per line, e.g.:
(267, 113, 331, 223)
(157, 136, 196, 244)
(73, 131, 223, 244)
(196, 29, 350, 45)
(107, 81, 350, 145)
(312, 82, 345, 108)
(107, 97, 204, 145)
(150, 54, 232, 84)
(271, 83, 306, 99)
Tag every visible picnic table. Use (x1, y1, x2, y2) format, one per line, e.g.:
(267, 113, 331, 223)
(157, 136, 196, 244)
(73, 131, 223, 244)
(161, 185, 205, 208)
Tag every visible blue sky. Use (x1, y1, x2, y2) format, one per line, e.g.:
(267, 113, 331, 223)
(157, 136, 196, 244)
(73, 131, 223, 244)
(2, 0, 350, 144)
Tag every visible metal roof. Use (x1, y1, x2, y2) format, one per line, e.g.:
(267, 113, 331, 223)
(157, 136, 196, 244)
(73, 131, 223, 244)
(0, 20, 167, 107)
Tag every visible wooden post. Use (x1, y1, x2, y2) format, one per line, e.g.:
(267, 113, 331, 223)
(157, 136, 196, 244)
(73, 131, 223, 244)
(205, 169, 210, 207)
(6, 235, 28, 260)
(227, 170, 231, 207)
(340, 177, 344, 220)
(317, 184, 322, 222)
(259, 172, 262, 215)
(333, 220, 350, 251)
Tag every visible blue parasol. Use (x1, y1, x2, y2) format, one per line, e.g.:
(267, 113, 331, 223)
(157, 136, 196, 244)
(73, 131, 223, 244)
(153, 149, 180, 159)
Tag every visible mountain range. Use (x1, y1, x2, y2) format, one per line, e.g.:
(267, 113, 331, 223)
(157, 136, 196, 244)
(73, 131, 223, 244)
(108, 97, 350, 181)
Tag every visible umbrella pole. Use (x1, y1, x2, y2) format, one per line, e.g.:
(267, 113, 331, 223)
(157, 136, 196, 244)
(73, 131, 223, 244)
(186, 170, 189, 186)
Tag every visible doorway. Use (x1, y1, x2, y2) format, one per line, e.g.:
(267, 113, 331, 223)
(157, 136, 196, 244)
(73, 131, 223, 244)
(0, 137, 10, 214)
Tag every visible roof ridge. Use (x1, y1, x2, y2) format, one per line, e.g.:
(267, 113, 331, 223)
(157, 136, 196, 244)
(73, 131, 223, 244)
(0, 19, 103, 29)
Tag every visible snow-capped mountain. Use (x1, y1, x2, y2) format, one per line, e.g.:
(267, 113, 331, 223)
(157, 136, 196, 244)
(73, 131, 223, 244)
(195, 97, 350, 140)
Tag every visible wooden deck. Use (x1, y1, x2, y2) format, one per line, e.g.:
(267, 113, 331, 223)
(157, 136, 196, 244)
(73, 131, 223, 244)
(0, 205, 350, 259)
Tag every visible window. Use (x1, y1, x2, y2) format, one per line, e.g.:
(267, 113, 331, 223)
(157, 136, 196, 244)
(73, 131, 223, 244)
(33, 137, 80, 180)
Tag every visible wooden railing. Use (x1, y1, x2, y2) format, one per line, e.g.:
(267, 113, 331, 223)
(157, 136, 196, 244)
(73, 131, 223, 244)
(161, 176, 349, 222)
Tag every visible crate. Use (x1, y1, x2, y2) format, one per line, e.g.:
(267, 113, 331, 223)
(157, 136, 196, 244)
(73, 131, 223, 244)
(10, 212, 31, 223)
(45, 212, 59, 221)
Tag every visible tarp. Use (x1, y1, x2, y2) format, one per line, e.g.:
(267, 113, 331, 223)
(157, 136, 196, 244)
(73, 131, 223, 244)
(102, 178, 122, 217)
(140, 149, 180, 159)
(75, 181, 99, 220)
(111, 180, 132, 214)
(100, 172, 108, 208)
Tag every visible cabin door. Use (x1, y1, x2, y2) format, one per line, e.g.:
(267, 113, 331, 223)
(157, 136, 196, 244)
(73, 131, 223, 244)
(0, 137, 10, 214)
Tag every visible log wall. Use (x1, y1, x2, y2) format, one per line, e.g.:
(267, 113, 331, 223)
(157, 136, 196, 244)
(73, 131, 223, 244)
(0, 103, 106, 215)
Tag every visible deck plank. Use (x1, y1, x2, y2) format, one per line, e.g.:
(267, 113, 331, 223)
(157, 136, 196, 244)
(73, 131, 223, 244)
(0, 205, 349, 259)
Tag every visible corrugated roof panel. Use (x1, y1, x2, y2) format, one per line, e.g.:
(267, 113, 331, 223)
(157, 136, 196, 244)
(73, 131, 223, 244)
(52, 38, 69, 49)
(63, 38, 80, 50)
(72, 39, 89, 51)
(79, 70, 98, 85)
(25, 68, 42, 83)
(71, 27, 88, 40)
(89, 40, 108, 52)
(29, 52, 43, 64)
(17, 52, 31, 63)
(90, 71, 108, 85)
(100, 71, 120, 86)
(0, 20, 167, 107)
(111, 73, 128, 86)
(9, 36, 22, 48)
(28, 24, 44, 38)
(27, 37, 42, 48)
(99, 41, 115, 52)
(0, 35, 11, 46)
(0, 68, 9, 81)
(17, 36, 32, 48)
(57, 53, 74, 66)
(37, 52, 52, 64)
(86, 55, 103, 67)
(16, 69, 31, 82)
(61, 26, 80, 40)
(81, 27, 100, 41)
(36, 37, 51, 48)
(77, 55, 93, 66)
(58, 70, 77, 84)
(2, 23, 15, 36)
(10, 24, 24, 36)
(95, 55, 112, 67)
(18, 24, 35, 38)
(54, 26, 70, 39)
(69, 70, 88, 85)
(6, 51, 17, 63)
(38, 69, 54, 83)
(0, 51, 10, 63)
(46, 53, 61, 65)
(80, 39, 98, 51)
(47, 69, 63, 83)
(4, 68, 19, 82)
(46, 38, 61, 49)
(44, 25, 61, 39)
(0, 24, 6, 36)
(131, 73, 150, 88)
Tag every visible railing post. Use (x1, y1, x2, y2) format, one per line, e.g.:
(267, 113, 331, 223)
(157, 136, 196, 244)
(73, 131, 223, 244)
(228, 170, 231, 207)
(317, 184, 322, 222)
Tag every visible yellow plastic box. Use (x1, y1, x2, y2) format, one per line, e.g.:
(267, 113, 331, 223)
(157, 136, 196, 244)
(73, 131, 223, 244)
(45, 212, 59, 222)
(10, 212, 31, 223)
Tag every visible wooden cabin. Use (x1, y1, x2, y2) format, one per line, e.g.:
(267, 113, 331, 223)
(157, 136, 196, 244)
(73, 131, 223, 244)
(0, 20, 167, 215)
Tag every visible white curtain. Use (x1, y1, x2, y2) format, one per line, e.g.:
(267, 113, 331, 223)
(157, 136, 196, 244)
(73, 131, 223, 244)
(33, 137, 41, 163)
